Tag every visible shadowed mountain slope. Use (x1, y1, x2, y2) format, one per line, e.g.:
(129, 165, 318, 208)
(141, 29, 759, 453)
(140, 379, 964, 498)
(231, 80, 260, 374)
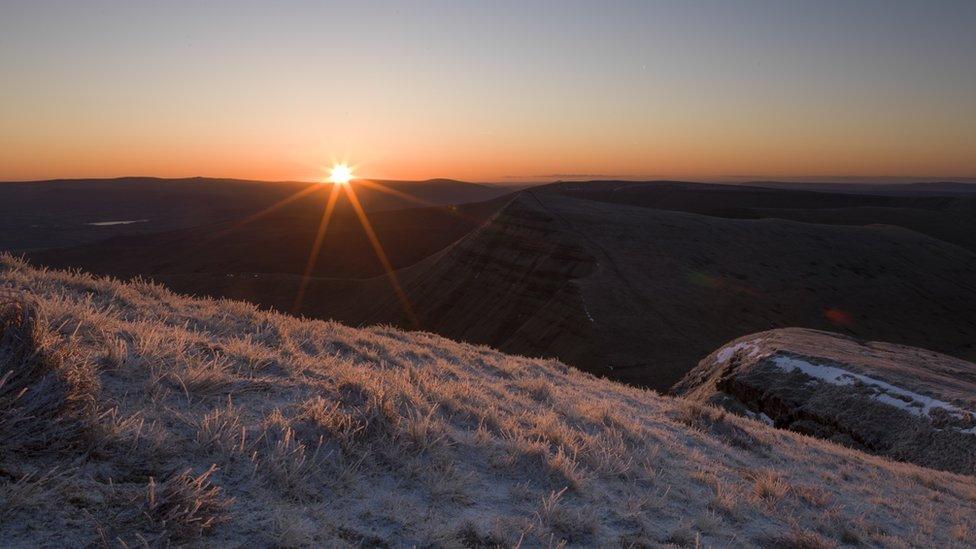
(2, 255, 974, 546)
(365, 191, 976, 391)
(29, 195, 510, 280)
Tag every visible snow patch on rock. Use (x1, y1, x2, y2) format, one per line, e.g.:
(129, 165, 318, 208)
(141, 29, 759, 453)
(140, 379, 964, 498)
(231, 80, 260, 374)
(715, 340, 764, 363)
(771, 355, 976, 434)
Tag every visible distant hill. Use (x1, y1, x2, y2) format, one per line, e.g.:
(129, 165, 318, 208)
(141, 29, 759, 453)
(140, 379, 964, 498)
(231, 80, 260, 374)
(28, 195, 511, 281)
(536, 180, 976, 252)
(746, 180, 976, 195)
(2, 255, 974, 546)
(0, 176, 505, 252)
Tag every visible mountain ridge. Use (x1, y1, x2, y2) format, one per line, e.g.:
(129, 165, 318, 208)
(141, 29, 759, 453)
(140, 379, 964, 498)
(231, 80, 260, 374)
(360, 191, 976, 390)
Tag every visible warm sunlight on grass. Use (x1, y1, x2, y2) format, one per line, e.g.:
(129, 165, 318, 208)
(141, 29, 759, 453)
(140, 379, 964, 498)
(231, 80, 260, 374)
(5, 253, 976, 547)
(327, 163, 354, 185)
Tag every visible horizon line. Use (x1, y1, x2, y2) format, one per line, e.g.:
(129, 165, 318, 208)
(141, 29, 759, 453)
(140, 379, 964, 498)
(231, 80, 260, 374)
(3, 174, 976, 186)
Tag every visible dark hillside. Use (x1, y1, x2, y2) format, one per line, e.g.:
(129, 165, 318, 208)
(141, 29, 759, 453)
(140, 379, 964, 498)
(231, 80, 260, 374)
(365, 192, 976, 390)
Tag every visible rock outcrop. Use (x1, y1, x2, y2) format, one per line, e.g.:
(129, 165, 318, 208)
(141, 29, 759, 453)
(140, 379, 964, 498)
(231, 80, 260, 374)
(673, 328, 976, 475)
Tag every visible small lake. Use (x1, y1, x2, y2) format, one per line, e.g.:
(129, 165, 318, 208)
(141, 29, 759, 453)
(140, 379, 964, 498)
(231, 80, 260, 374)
(86, 219, 150, 227)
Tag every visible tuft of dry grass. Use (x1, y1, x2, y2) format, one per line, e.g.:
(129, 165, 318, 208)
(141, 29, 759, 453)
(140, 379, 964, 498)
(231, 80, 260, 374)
(750, 469, 791, 503)
(250, 411, 327, 501)
(793, 484, 832, 508)
(536, 487, 598, 544)
(137, 465, 233, 542)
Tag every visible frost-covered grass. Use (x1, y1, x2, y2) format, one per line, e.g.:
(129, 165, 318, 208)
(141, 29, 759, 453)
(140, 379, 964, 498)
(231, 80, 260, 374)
(2, 253, 975, 547)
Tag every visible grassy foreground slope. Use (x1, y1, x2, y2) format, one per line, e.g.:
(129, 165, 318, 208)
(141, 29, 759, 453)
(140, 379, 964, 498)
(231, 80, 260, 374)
(1, 255, 974, 547)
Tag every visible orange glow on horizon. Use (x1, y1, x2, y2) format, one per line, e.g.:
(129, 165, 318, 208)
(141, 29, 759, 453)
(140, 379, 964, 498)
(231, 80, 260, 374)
(3, 3, 975, 184)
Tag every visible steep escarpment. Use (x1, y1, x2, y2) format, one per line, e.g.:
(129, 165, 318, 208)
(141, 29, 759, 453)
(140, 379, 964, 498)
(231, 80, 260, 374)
(674, 328, 976, 475)
(373, 191, 976, 391)
(2, 255, 976, 547)
(365, 193, 603, 371)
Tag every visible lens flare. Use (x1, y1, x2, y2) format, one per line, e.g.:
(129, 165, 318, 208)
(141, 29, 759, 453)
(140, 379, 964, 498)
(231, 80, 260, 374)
(328, 163, 354, 185)
(290, 161, 417, 326)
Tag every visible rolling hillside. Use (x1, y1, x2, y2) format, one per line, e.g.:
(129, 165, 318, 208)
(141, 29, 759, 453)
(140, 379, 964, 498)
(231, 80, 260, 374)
(29, 196, 510, 281)
(2, 255, 974, 546)
(538, 180, 976, 252)
(0, 177, 506, 252)
(18, 181, 976, 391)
(364, 191, 976, 390)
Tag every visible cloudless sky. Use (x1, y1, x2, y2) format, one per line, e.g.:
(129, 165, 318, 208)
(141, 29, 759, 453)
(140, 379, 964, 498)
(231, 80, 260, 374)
(2, 0, 974, 182)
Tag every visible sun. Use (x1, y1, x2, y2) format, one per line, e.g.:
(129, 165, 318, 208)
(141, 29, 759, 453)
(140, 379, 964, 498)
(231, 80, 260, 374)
(327, 163, 354, 185)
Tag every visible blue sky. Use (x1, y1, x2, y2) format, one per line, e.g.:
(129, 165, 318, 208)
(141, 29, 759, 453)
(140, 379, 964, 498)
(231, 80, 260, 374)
(2, 1, 974, 181)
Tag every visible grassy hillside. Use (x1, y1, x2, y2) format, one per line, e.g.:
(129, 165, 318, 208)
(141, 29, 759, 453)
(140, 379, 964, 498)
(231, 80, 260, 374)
(1, 254, 974, 546)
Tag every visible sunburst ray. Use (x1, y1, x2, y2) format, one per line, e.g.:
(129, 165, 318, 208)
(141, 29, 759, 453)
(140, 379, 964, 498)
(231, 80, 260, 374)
(342, 183, 419, 327)
(208, 183, 324, 242)
(355, 178, 484, 223)
(291, 183, 342, 313)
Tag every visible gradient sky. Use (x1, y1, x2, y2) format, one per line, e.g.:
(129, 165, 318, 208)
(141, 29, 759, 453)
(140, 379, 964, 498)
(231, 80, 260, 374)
(2, 1, 975, 182)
